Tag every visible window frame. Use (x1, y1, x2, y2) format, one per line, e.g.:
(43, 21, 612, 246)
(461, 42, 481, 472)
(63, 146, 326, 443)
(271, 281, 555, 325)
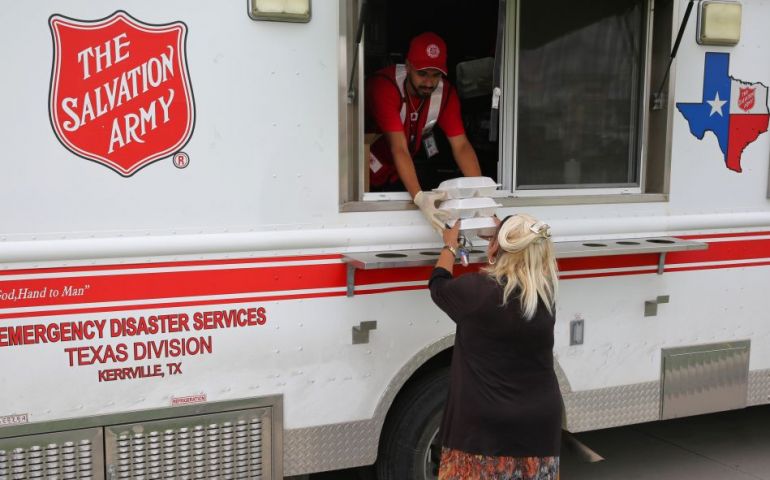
(505, 0, 655, 197)
(338, 0, 673, 213)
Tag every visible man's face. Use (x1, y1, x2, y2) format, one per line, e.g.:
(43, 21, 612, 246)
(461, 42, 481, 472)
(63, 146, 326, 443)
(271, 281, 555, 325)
(406, 63, 443, 98)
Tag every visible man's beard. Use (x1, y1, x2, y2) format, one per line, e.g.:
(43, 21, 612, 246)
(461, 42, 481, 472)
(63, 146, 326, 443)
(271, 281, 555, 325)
(417, 87, 434, 97)
(410, 77, 435, 98)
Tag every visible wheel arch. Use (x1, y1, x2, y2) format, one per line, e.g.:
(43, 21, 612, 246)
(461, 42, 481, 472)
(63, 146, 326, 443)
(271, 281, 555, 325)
(371, 335, 454, 449)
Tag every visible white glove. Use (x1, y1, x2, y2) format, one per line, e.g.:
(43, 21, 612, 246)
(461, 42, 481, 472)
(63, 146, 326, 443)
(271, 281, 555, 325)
(414, 190, 449, 235)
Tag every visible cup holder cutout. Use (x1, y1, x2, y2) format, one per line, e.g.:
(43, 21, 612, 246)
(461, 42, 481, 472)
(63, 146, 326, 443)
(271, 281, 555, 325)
(420, 251, 441, 256)
(616, 241, 640, 245)
(583, 243, 607, 247)
(376, 253, 408, 258)
(647, 239, 676, 244)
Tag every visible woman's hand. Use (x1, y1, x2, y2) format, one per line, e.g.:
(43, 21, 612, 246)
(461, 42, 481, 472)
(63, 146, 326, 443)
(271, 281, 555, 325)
(436, 221, 461, 274)
(442, 221, 461, 249)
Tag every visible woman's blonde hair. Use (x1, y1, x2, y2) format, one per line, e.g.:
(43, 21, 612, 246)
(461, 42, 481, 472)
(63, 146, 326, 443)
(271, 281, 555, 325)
(483, 213, 558, 320)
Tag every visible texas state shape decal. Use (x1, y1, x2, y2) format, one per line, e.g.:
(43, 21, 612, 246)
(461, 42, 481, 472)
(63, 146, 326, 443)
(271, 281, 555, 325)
(677, 52, 769, 173)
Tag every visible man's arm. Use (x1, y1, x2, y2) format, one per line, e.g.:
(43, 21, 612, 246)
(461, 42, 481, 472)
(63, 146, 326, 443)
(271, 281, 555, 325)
(447, 133, 482, 177)
(387, 131, 448, 234)
(385, 131, 422, 199)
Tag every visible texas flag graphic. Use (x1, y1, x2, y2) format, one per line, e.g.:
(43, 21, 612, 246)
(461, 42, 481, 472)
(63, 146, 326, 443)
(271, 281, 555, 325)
(677, 52, 769, 172)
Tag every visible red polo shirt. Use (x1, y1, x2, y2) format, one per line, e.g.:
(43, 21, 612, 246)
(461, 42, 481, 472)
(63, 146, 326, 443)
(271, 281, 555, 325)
(366, 65, 466, 155)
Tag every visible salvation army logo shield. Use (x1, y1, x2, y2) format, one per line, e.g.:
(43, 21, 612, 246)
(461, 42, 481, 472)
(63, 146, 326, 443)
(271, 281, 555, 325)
(738, 87, 756, 112)
(49, 11, 195, 176)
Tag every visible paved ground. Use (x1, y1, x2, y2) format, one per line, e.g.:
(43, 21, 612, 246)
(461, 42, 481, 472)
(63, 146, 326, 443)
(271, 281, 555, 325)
(301, 404, 770, 479)
(561, 405, 770, 480)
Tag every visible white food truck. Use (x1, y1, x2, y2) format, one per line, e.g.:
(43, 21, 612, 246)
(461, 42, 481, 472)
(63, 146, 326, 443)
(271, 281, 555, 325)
(1, 0, 768, 478)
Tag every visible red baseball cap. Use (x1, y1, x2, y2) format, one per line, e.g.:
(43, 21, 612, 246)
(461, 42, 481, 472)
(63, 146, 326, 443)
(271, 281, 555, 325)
(406, 32, 448, 75)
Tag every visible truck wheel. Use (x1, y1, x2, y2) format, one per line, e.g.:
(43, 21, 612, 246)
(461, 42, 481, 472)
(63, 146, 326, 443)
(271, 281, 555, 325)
(375, 368, 449, 480)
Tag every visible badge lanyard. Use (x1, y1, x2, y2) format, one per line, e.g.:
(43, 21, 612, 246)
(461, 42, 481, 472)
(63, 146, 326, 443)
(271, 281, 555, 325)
(406, 94, 440, 158)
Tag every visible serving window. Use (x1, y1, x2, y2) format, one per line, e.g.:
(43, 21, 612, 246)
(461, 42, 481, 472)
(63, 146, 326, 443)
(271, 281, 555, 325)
(339, 0, 673, 210)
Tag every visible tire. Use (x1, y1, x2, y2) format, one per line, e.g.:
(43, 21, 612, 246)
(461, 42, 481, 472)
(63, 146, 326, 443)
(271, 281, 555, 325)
(375, 367, 449, 480)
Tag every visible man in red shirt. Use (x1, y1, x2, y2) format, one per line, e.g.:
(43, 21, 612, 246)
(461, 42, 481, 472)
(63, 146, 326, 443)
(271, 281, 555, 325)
(366, 32, 481, 232)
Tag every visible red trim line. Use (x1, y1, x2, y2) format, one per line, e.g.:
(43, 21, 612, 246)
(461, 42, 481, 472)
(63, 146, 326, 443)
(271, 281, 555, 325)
(664, 260, 770, 274)
(558, 253, 658, 272)
(560, 269, 659, 280)
(0, 285, 434, 320)
(679, 231, 770, 240)
(0, 254, 342, 276)
(1, 233, 770, 319)
(356, 285, 427, 296)
(0, 291, 348, 320)
(0, 263, 348, 309)
(3, 259, 770, 320)
(667, 238, 770, 265)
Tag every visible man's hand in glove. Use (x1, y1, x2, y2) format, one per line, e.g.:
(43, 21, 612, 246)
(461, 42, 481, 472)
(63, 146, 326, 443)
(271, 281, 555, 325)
(414, 190, 449, 235)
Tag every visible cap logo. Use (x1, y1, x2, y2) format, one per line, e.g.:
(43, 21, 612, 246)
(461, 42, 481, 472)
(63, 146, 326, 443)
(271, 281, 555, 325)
(426, 44, 441, 59)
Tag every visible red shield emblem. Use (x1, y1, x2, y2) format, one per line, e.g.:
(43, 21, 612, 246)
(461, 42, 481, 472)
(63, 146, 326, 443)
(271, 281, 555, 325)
(738, 87, 756, 112)
(49, 11, 195, 176)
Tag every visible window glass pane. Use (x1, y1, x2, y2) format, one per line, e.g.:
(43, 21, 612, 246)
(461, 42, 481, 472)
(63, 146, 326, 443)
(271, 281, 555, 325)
(516, 0, 645, 189)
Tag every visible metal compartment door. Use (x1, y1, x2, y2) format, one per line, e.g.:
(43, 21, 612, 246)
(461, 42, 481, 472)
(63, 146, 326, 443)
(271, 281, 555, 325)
(661, 340, 750, 420)
(105, 407, 274, 479)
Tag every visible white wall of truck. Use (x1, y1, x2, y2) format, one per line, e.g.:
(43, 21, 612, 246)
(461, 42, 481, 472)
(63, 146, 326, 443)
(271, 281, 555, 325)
(1, 1, 769, 478)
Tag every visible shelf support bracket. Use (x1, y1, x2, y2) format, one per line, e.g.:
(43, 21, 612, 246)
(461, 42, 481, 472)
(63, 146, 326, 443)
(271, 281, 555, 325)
(347, 264, 356, 297)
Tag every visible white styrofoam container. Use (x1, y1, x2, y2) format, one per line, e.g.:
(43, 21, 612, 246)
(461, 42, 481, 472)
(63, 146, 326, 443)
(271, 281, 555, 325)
(438, 197, 502, 220)
(434, 176, 501, 199)
(447, 216, 497, 238)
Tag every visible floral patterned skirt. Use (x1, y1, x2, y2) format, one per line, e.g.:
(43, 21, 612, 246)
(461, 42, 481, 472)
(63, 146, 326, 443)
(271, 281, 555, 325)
(438, 447, 559, 480)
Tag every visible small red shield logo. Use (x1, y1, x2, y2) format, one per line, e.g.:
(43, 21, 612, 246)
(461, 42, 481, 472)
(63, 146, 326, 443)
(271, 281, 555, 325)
(49, 11, 195, 176)
(738, 87, 756, 112)
(426, 44, 441, 59)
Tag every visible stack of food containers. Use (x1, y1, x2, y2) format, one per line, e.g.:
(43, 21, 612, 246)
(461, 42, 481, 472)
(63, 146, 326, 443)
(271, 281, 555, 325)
(434, 177, 501, 238)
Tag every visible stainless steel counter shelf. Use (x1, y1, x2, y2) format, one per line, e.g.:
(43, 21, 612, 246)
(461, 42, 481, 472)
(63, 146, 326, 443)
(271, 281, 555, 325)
(342, 236, 708, 296)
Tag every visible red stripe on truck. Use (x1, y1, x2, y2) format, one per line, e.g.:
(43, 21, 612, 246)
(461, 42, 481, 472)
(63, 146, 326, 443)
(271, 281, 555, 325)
(0, 234, 769, 318)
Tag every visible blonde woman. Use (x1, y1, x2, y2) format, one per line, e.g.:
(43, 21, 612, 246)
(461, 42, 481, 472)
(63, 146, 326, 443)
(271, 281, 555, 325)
(430, 214, 561, 480)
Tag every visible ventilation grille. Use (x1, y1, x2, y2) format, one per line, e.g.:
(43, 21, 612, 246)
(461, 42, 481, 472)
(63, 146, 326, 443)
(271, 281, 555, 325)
(107, 410, 269, 479)
(0, 429, 102, 480)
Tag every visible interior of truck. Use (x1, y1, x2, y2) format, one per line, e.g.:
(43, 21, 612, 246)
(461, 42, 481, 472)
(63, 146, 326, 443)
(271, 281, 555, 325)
(363, 0, 501, 192)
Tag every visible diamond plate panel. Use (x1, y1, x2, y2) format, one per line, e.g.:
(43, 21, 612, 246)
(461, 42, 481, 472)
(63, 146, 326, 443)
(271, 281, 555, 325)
(563, 381, 660, 432)
(565, 368, 770, 433)
(283, 421, 376, 476)
(748, 369, 770, 406)
(554, 358, 572, 394)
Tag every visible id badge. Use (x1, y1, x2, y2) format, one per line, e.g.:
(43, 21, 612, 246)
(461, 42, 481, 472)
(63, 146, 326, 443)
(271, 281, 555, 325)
(423, 134, 439, 158)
